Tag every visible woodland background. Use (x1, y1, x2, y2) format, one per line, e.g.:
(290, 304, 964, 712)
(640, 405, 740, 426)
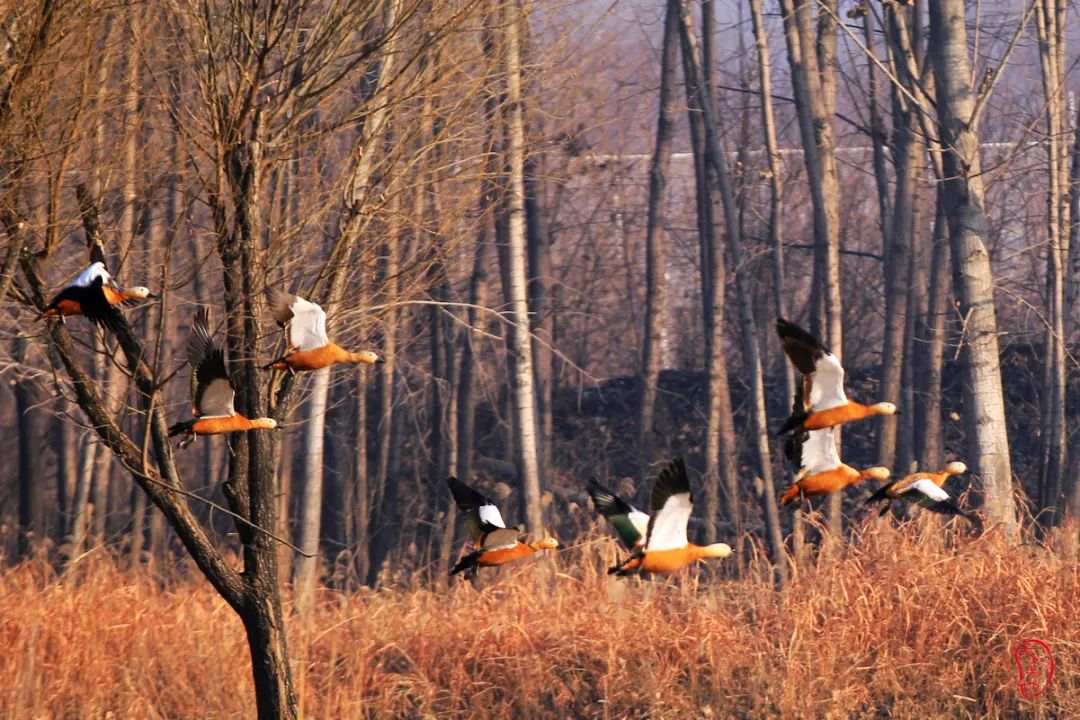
(0, 0, 1077, 717)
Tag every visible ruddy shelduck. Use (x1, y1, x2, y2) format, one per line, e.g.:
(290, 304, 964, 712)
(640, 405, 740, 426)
(41, 262, 127, 332)
(587, 478, 649, 550)
(775, 317, 897, 434)
(264, 288, 384, 372)
(168, 308, 278, 447)
(610, 458, 732, 576)
(866, 461, 981, 529)
(779, 425, 890, 506)
(447, 476, 557, 577)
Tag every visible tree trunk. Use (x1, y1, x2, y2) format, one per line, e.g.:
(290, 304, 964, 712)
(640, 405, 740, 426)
(679, 2, 740, 548)
(876, 86, 919, 470)
(903, 7, 948, 475)
(779, 0, 844, 533)
(680, 1, 783, 574)
(367, 197, 402, 584)
(16, 347, 44, 557)
(749, 0, 794, 414)
(1034, 0, 1068, 528)
(55, 400, 76, 542)
(368, 341, 407, 585)
(636, 0, 679, 473)
(928, 0, 1018, 536)
(292, 367, 330, 614)
(498, 0, 544, 534)
(525, 158, 553, 481)
(348, 368, 369, 585)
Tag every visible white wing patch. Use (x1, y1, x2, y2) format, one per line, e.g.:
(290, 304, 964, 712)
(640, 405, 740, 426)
(628, 509, 650, 539)
(900, 478, 950, 502)
(809, 352, 848, 410)
(645, 492, 692, 551)
(478, 503, 506, 529)
(72, 262, 111, 288)
(287, 296, 330, 351)
(801, 426, 842, 476)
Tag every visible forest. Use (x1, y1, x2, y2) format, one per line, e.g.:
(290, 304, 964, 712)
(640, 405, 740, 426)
(0, 0, 1076, 717)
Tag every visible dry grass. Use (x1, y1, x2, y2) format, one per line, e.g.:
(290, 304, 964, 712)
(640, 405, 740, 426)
(1, 522, 1077, 719)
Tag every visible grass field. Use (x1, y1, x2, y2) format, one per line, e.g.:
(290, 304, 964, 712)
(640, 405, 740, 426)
(0, 522, 1076, 719)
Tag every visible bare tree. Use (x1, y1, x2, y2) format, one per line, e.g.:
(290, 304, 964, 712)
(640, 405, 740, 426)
(636, 0, 679, 473)
(497, 0, 544, 533)
(679, 0, 784, 578)
(928, 0, 1018, 536)
(1033, 0, 1068, 528)
(778, 0, 843, 532)
(749, 0, 793, 414)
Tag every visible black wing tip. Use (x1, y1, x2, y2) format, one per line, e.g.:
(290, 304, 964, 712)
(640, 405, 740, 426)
(778, 410, 809, 435)
(586, 479, 628, 517)
(650, 457, 691, 510)
(446, 476, 489, 511)
(775, 316, 829, 353)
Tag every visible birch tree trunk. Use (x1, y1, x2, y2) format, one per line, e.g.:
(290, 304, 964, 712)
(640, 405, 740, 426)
(499, 0, 544, 533)
(1034, 0, 1068, 527)
(779, 0, 843, 533)
(525, 159, 553, 481)
(681, 3, 738, 545)
(749, 0, 794, 413)
(914, 197, 950, 471)
(292, 368, 329, 614)
(636, 0, 678, 473)
(928, 0, 1018, 536)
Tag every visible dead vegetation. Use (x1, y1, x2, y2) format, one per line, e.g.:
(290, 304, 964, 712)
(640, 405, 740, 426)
(1, 521, 1076, 719)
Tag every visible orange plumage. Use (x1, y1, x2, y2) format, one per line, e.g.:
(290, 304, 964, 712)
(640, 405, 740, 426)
(43, 299, 84, 317)
(780, 466, 868, 505)
(635, 546, 720, 574)
(269, 343, 353, 372)
(190, 415, 264, 436)
(472, 542, 544, 568)
(801, 403, 885, 431)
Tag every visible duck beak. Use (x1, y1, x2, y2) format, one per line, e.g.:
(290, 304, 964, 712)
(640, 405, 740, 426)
(375, 357, 388, 364)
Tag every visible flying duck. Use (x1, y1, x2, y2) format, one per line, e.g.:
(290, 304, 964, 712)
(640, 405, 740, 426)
(775, 317, 896, 434)
(168, 308, 278, 447)
(609, 458, 732, 576)
(779, 424, 890, 506)
(447, 476, 557, 577)
(264, 288, 384, 372)
(40, 262, 125, 331)
(865, 461, 981, 529)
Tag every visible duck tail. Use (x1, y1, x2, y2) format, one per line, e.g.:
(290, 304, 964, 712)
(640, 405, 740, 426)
(779, 484, 800, 506)
(865, 481, 896, 505)
(167, 419, 194, 437)
(778, 408, 809, 435)
(262, 356, 287, 371)
(450, 551, 480, 576)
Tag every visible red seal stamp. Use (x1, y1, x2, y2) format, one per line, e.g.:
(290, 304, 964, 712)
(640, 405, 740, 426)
(1014, 638, 1054, 700)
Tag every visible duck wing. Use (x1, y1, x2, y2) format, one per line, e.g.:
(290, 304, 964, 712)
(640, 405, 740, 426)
(187, 308, 235, 418)
(447, 476, 507, 544)
(775, 317, 848, 413)
(266, 288, 329, 352)
(644, 458, 693, 552)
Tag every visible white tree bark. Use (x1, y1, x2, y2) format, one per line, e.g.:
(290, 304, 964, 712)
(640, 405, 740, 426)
(928, 0, 1018, 536)
(292, 367, 330, 615)
(502, 0, 543, 533)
